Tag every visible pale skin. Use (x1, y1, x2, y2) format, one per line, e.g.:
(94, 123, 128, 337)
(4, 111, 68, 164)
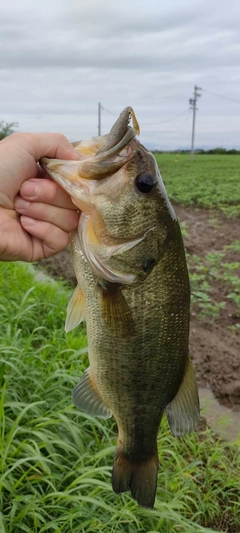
(0, 132, 80, 262)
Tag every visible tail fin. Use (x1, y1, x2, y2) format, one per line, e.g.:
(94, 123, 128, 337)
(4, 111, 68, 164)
(112, 447, 159, 508)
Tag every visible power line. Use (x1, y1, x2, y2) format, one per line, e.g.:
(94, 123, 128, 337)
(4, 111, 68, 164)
(97, 102, 102, 136)
(141, 109, 190, 127)
(98, 86, 240, 144)
(101, 105, 118, 117)
(202, 88, 240, 104)
(100, 104, 190, 129)
(97, 103, 118, 135)
(103, 106, 190, 126)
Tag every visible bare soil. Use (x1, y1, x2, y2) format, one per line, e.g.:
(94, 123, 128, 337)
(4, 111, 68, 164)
(39, 206, 240, 409)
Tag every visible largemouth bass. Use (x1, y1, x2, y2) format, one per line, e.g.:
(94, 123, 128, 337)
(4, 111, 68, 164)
(41, 107, 199, 508)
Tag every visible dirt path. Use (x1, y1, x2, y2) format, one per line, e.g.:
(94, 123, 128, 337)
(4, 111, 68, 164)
(39, 206, 240, 410)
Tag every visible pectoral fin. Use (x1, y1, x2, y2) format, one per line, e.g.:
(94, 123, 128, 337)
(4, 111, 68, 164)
(65, 286, 86, 332)
(79, 214, 140, 284)
(165, 354, 200, 436)
(72, 368, 112, 419)
(98, 280, 134, 336)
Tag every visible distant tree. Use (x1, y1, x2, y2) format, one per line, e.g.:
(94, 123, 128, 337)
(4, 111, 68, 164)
(198, 147, 240, 155)
(214, 147, 227, 154)
(0, 121, 18, 140)
(227, 149, 239, 155)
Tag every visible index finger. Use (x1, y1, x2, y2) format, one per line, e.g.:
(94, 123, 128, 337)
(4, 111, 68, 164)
(9, 132, 79, 163)
(0, 132, 79, 204)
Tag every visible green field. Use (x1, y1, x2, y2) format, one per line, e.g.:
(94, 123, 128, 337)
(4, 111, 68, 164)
(154, 153, 240, 217)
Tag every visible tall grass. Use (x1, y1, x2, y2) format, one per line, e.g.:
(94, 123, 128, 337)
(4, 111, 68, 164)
(0, 262, 239, 532)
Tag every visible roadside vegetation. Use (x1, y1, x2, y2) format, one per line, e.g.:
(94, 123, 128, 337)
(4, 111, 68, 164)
(0, 262, 239, 533)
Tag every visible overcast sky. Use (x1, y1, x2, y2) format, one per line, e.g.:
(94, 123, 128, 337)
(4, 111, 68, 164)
(1, 0, 240, 150)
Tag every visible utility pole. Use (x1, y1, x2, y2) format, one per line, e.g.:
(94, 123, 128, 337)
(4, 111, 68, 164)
(189, 85, 202, 161)
(98, 102, 101, 136)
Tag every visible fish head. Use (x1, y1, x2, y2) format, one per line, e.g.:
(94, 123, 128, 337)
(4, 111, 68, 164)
(41, 108, 177, 284)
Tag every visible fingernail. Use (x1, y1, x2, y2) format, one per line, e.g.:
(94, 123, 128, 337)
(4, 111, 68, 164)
(21, 181, 39, 198)
(15, 198, 30, 210)
(21, 216, 36, 226)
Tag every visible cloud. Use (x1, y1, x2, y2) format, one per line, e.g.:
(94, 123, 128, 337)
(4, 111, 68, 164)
(0, 0, 240, 149)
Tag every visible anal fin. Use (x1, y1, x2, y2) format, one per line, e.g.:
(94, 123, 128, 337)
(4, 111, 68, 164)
(165, 354, 200, 436)
(72, 367, 112, 419)
(65, 285, 86, 332)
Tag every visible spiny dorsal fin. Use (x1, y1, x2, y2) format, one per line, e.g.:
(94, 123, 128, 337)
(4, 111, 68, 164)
(165, 354, 200, 436)
(65, 285, 86, 333)
(72, 367, 112, 419)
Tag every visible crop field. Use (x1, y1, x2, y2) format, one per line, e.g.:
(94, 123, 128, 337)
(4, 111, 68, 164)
(0, 154, 240, 532)
(155, 153, 240, 217)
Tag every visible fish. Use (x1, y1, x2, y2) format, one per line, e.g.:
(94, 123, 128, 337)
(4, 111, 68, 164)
(40, 107, 199, 509)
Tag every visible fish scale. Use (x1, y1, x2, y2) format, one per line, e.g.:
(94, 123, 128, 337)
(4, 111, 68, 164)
(41, 106, 199, 509)
(71, 223, 190, 469)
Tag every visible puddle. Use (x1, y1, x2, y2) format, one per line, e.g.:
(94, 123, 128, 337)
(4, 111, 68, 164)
(199, 387, 240, 444)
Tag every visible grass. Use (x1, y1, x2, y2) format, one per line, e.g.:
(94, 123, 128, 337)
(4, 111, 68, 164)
(0, 262, 240, 533)
(154, 153, 240, 217)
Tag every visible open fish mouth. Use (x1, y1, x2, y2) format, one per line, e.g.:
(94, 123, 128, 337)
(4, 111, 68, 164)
(40, 107, 140, 215)
(40, 106, 140, 182)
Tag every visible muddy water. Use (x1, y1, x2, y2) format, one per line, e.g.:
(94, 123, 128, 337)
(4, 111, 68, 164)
(199, 388, 240, 444)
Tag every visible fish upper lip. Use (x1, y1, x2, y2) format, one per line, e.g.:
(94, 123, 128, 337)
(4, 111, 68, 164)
(93, 127, 136, 161)
(40, 127, 136, 173)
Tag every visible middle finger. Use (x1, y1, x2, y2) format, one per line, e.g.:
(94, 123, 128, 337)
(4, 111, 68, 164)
(19, 178, 78, 210)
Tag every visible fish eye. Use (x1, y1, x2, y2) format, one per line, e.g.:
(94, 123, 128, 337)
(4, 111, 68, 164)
(135, 173, 154, 194)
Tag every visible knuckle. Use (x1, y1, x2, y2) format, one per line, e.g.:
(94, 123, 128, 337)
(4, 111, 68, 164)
(39, 202, 48, 219)
(47, 224, 69, 247)
(45, 180, 59, 202)
(37, 179, 57, 202)
(44, 221, 56, 239)
(54, 132, 68, 144)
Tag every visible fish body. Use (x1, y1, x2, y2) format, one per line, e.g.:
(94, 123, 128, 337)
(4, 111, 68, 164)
(41, 107, 199, 508)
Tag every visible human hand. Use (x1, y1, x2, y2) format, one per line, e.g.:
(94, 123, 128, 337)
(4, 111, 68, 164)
(0, 132, 80, 262)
